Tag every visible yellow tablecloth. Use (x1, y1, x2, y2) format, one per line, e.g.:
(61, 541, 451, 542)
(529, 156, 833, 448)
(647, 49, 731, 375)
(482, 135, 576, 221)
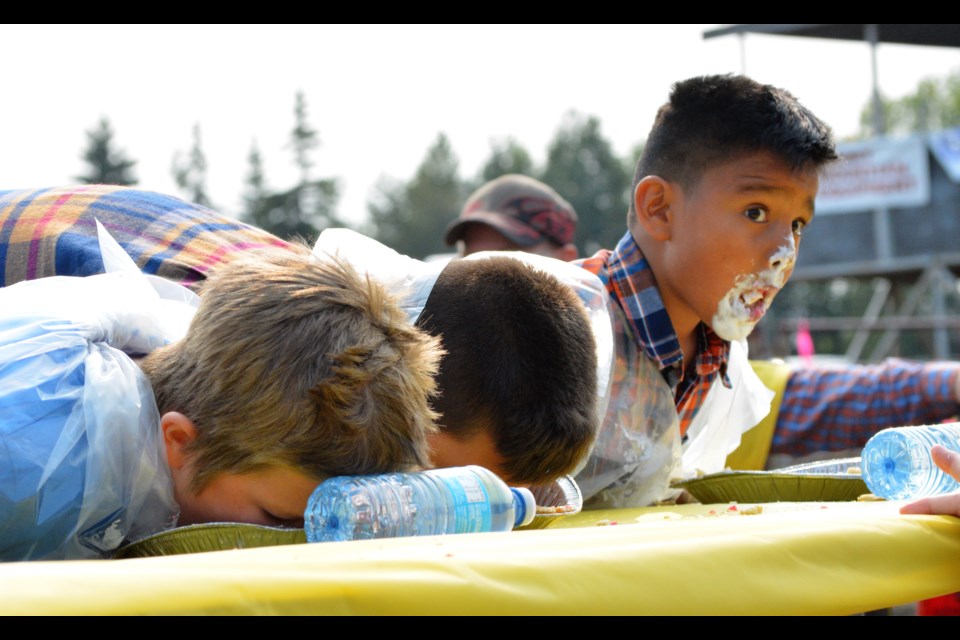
(1, 500, 958, 615)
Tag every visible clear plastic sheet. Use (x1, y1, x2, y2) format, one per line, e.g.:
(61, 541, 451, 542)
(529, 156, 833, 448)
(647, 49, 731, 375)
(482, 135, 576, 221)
(312, 229, 616, 434)
(574, 299, 681, 509)
(0, 223, 199, 561)
(679, 339, 775, 479)
(577, 330, 775, 509)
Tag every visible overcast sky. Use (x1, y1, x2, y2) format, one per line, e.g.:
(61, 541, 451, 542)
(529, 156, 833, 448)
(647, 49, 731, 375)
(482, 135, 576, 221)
(2, 24, 958, 226)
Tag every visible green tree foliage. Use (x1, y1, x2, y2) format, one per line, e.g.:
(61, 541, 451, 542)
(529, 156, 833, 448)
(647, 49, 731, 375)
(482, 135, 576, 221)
(241, 93, 342, 243)
(368, 133, 464, 259)
(242, 139, 268, 217)
(859, 69, 960, 136)
(290, 90, 319, 184)
(247, 181, 340, 244)
(171, 123, 211, 207)
(477, 137, 535, 186)
(540, 111, 630, 256)
(626, 140, 645, 179)
(76, 117, 137, 186)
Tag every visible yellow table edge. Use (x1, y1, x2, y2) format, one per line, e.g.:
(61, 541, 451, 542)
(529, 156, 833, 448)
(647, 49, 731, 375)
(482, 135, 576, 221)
(1, 501, 958, 615)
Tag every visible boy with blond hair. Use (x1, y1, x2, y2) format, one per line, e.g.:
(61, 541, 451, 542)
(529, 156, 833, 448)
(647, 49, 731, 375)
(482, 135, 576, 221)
(0, 186, 603, 494)
(0, 244, 441, 560)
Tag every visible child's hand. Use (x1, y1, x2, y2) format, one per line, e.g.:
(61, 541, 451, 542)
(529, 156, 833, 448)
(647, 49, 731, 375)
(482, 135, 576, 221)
(900, 445, 960, 517)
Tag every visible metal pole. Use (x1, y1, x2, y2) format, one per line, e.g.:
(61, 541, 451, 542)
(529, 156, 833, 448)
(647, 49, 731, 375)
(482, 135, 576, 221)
(865, 25, 894, 267)
(739, 33, 747, 75)
(866, 23, 884, 136)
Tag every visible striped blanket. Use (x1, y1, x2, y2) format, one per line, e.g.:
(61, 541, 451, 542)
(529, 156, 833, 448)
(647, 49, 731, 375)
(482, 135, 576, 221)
(0, 185, 291, 291)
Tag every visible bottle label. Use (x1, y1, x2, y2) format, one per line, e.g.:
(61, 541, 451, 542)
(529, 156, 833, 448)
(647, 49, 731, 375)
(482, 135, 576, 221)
(434, 472, 492, 533)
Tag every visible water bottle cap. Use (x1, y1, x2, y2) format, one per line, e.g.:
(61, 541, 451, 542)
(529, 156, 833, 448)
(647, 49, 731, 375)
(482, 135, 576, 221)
(512, 487, 536, 527)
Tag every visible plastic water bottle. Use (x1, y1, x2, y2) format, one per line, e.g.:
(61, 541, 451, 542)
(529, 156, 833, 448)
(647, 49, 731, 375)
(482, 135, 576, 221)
(862, 423, 960, 500)
(304, 465, 536, 543)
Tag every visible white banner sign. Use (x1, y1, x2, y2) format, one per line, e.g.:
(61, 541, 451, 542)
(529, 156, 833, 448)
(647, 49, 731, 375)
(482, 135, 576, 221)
(815, 135, 930, 215)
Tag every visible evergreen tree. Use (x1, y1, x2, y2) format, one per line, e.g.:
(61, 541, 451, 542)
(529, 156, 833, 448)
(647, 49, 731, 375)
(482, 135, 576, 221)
(626, 140, 645, 179)
(241, 92, 347, 244)
(540, 111, 630, 256)
(477, 137, 535, 186)
(242, 139, 268, 219)
(171, 123, 211, 207)
(76, 117, 137, 185)
(290, 90, 319, 184)
(240, 93, 342, 243)
(859, 69, 960, 136)
(247, 181, 340, 244)
(368, 133, 464, 259)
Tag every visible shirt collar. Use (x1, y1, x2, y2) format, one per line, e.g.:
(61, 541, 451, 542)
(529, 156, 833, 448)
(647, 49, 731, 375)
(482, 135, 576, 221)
(605, 230, 731, 388)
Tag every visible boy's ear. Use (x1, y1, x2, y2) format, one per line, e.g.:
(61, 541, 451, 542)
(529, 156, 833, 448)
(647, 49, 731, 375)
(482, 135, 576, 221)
(161, 411, 198, 470)
(632, 176, 674, 241)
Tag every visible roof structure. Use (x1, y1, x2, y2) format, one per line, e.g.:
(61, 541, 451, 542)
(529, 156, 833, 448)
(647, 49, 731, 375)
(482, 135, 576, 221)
(703, 24, 960, 49)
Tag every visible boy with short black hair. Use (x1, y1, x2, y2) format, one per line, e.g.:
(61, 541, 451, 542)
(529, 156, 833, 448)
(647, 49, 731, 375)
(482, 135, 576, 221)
(416, 256, 599, 485)
(0, 245, 441, 560)
(313, 228, 604, 487)
(574, 74, 839, 507)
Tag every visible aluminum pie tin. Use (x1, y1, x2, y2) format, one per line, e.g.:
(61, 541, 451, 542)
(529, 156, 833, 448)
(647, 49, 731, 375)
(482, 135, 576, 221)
(114, 523, 305, 559)
(116, 475, 584, 558)
(671, 457, 869, 504)
(528, 474, 584, 518)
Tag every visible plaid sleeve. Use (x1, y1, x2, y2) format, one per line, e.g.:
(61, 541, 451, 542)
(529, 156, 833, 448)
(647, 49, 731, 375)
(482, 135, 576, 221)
(1, 185, 290, 292)
(772, 358, 960, 456)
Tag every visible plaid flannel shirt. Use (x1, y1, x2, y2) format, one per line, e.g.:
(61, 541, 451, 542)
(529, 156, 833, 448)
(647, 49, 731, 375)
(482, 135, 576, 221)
(0, 185, 290, 291)
(576, 231, 731, 438)
(774, 359, 960, 456)
(578, 232, 960, 459)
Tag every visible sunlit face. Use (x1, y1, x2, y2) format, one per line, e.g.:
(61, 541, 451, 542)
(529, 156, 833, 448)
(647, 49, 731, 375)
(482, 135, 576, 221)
(656, 151, 818, 342)
(460, 224, 567, 260)
(174, 466, 323, 528)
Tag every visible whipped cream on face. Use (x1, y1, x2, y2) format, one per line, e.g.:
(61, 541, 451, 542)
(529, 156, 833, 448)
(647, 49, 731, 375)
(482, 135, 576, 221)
(711, 235, 797, 342)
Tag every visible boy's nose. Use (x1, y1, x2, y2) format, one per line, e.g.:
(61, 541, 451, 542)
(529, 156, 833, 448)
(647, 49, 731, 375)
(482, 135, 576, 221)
(767, 234, 797, 270)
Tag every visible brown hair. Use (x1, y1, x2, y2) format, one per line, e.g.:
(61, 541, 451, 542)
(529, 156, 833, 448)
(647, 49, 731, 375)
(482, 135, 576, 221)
(417, 256, 599, 485)
(140, 246, 442, 491)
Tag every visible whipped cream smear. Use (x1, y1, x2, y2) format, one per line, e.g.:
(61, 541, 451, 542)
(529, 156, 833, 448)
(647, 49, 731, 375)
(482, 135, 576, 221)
(711, 235, 797, 342)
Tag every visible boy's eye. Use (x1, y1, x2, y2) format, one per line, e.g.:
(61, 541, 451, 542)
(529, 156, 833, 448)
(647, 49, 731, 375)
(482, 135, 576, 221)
(260, 509, 303, 528)
(743, 207, 768, 222)
(792, 218, 808, 236)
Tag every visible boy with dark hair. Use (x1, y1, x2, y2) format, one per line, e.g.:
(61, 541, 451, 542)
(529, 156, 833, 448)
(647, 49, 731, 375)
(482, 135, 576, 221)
(415, 257, 599, 484)
(574, 74, 840, 506)
(0, 243, 441, 560)
(0, 186, 603, 493)
(313, 228, 605, 487)
(442, 172, 960, 485)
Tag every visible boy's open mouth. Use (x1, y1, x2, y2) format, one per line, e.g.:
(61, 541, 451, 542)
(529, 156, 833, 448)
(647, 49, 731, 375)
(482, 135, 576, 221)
(740, 287, 776, 322)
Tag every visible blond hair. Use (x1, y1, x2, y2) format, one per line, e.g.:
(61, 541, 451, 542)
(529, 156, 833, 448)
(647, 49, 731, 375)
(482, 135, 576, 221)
(140, 246, 442, 490)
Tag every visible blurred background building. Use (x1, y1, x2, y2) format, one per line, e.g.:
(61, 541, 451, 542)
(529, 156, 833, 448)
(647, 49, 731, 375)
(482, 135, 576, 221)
(705, 25, 960, 364)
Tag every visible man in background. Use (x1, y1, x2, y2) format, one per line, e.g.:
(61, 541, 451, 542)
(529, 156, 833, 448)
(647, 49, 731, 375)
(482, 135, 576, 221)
(443, 174, 579, 261)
